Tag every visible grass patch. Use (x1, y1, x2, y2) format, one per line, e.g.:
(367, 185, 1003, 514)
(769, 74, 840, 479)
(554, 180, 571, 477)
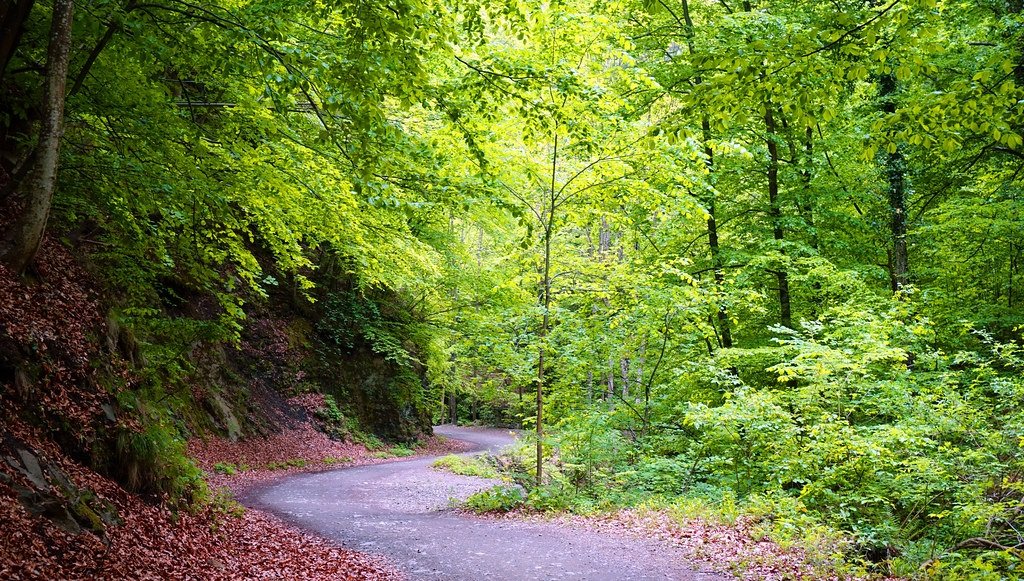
(266, 458, 308, 470)
(370, 445, 418, 459)
(464, 485, 525, 513)
(431, 454, 500, 479)
(390, 444, 415, 457)
(213, 461, 250, 475)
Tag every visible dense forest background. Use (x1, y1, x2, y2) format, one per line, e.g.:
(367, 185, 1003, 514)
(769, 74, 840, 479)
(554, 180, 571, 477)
(2, 0, 1024, 578)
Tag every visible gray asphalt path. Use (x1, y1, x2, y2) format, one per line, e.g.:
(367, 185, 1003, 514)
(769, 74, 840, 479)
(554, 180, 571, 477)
(242, 425, 726, 580)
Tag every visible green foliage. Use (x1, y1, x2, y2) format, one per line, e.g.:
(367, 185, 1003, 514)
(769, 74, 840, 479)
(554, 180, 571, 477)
(112, 422, 205, 505)
(389, 445, 415, 458)
(464, 485, 526, 513)
(3, 0, 1024, 575)
(314, 394, 348, 438)
(206, 487, 246, 530)
(432, 454, 500, 479)
(265, 459, 308, 470)
(213, 462, 239, 476)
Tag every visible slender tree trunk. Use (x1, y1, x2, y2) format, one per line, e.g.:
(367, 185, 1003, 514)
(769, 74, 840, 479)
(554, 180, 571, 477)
(706, 184, 732, 347)
(764, 107, 791, 327)
(536, 233, 549, 485)
(1010, 241, 1018, 308)
(801, 127, 817, 251)
(879, 73, 908, 291)
(1, 0, 74, 274)
(69, 0, 138, 97)
(606, 356, 614, 405)
(680, 0, 733, 348)
(620, 358, 630, 399)
(535, 129, 558, 487)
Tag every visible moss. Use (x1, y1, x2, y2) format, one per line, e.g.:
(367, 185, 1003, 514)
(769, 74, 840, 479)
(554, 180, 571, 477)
(72, 497, 106, 533)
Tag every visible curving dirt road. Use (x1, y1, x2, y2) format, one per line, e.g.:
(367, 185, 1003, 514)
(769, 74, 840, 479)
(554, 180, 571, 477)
(242, 426, 726, 580)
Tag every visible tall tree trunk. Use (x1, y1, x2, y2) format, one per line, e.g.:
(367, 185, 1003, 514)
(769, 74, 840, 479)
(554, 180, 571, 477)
(706, 182, 732, 348)
(801, 127, 817, 251)
(535, 128, 558, 487)
(0, 0, 74, 274)
(764, 107, 792, 327)
(680, 0, 733, 348)
(879, 73, 908, 291)
(1010, 241, 1018, 309)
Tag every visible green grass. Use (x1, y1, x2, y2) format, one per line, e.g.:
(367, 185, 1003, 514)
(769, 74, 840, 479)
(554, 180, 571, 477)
(431, 454, 500, 479)
(265, 458, 308, 470)
(464, 485, 525, 513)
(390, 444, 415, 457)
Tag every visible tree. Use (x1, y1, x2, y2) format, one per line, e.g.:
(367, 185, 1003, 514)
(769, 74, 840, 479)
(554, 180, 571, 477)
(0, 0, 73, 273)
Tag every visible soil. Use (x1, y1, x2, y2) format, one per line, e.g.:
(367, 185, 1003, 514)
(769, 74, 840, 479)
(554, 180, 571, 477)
(242, 425, 727, 581)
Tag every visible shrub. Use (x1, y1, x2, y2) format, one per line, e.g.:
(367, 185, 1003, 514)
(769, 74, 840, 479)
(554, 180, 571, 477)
(315, 394, 345, 427)
(465, 485, 525, 513)
(432, 454, 500, 479)
(390, 444, 415, 457)
(213, 462, 238, 475)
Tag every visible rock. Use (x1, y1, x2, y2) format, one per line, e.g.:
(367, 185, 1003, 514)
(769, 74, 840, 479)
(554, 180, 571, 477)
(16, 448, 48, 490)
(212, 393, 242, 441)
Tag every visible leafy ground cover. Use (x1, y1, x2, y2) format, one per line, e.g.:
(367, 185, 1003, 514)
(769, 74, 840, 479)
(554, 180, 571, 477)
(0, 414, 403, 580)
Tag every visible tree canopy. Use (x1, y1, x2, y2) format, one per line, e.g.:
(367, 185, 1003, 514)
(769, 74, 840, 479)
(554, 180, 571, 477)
(2, 0, 1024, 577)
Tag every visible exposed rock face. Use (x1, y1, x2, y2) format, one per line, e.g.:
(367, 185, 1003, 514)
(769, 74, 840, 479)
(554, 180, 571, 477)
(320, 348, 432, 442)
(3, 438, 121, 536)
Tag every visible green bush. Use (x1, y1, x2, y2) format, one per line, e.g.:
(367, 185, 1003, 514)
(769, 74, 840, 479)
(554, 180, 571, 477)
(526, 482, 575, 512)
(465, 485, 525, 513)
(207, 487, 245, 530)
(390, 444, 415, 457)
(113, 422, 205, 505)
(213, 462, 239, 475)
(432, 454, 500, 478)
(315, 395, 345, 429)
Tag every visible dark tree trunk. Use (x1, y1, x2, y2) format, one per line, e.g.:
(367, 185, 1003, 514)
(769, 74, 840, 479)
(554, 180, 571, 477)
(879, 74, 908, 291)
(801, 127, 817, 251)
(764, 107, 792, 328)
(0, 0, 74, 274)
(681, 0, 732, 348)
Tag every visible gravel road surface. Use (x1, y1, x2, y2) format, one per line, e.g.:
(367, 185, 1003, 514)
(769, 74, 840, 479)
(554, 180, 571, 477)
(243, 425, 726, 580)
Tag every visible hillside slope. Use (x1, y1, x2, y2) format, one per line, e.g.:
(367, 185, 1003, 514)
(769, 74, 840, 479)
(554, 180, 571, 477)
(0, 236, 441, 579)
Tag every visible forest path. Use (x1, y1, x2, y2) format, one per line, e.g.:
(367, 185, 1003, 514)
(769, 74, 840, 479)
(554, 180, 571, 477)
(242, 425, 726, 580)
